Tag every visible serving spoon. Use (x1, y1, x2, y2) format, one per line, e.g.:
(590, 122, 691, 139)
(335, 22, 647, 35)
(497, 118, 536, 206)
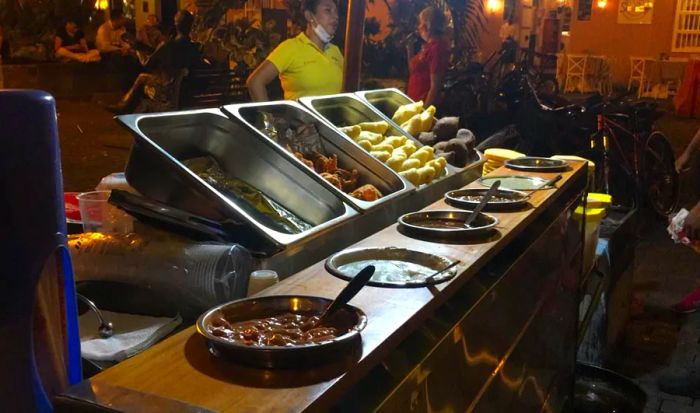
(464, 180, 501, 228)
(318, 265, 375, 325)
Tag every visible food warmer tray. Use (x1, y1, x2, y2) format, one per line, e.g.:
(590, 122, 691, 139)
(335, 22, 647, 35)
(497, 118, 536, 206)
(298, 93, 458, 180)
(118, 108, 357, 256)
(222, 100, 413, 213)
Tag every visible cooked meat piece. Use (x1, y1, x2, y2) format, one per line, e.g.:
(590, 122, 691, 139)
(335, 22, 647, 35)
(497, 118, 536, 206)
(320, 172, 343, 190)
(340, 169, 360, 192)
(294, 151, 315, 169)
(310, 152, 338, 174)
(349, 184, 383, 201)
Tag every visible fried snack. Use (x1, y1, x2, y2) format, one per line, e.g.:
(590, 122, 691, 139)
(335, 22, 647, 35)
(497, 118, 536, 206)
(416, 165, 437, 185)
(349, 184, 383, 201)
(358, 130, 384, 145)
(392, 142, 417, 157)
(387, 153, 407, 171)
(382, 136, 407, 148)
(310, 152, 338, 174)
(339, 125, 362, 140)
(356, 139, 373, 151)
(392, 101, 424, 125)
(399, 168, 420, 186)
(358, 121, 390, 135)
(400, 158, 422, 172)
(371, 143, 394, 153)
(294, 151, 315, 169)
(433, 117, 460, 142)
(370, 150, 392, 162)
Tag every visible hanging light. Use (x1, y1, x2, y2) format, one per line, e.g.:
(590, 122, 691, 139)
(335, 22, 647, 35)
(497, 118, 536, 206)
(95, 0, 109, 10)
(596, 0, 607, 8)
(486, 0, 503, 13)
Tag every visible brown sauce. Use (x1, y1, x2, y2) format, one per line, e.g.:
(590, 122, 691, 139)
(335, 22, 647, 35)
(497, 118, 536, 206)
(208, 312, 342, 347)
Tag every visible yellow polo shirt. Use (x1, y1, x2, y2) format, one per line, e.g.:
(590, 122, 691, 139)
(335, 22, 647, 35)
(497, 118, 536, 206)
(267, 32, 344, 100)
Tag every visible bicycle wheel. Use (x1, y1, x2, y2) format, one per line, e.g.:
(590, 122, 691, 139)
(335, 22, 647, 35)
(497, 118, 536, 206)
(642, 131, 679, 216)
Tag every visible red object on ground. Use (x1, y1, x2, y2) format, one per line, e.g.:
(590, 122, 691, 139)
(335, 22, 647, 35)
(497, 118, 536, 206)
(673, 60, 700, 118)
(64, 192, 81, 221)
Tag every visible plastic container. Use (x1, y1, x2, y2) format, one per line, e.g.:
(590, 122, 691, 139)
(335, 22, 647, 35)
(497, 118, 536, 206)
(76, 191, 133, 233)
(247, 270, 280, 296)
(586, 192, 612, 208)
(574, 205, 607, 273)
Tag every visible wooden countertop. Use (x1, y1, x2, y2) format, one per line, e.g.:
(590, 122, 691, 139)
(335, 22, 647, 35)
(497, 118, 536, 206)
(90, 163, 586, 413)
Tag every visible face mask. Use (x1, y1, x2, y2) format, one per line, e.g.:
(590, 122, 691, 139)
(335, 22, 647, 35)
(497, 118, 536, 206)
(313, 20, 334, 44)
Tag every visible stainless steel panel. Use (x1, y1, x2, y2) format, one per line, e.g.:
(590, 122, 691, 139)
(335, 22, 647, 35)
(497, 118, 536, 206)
(222, 101, 412, 212)
(119, 108, 357, 255)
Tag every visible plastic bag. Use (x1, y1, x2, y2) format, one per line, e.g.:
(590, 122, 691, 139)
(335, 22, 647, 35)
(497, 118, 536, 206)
(667, 208, 700, 252)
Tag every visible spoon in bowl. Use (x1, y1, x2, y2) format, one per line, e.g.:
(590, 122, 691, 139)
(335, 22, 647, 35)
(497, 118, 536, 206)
(317, 265, 375, 325)
(464, 180, 500, 228)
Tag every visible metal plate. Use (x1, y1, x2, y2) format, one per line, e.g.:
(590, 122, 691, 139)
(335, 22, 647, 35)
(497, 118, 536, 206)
(479, 175, 553, 191)
(325, 247, 458, 288)
(445, 188, 530, 211)
(197, 295, 367, 369)
(398, 209, 499, 241)
(504, 157, 569, 172)
(223, 101, 413, 212)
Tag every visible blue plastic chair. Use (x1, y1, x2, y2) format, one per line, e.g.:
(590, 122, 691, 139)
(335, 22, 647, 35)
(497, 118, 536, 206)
(0, 90, 81, 412)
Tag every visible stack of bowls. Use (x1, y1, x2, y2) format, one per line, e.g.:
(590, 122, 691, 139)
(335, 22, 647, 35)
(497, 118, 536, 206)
(483, 148, 526, 175)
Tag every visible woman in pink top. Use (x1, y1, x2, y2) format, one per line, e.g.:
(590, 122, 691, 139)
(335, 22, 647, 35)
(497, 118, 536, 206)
(406, 7, 451, 107)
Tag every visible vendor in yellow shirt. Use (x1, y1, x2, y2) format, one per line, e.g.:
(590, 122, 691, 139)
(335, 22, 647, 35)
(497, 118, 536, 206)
(246, 0, 342, 101)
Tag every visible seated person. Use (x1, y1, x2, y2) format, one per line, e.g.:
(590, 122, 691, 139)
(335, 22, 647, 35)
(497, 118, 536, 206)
(107, 10, 207, 114)
(54, 19, 100, 62)
(96, 9, 131, 56)
(136, 14, 166, 53)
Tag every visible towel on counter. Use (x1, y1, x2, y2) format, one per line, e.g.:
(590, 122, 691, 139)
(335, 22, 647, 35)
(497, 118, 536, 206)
(79, 310, 182, 362)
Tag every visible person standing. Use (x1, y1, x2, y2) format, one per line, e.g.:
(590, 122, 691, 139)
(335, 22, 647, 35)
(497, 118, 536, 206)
(406, 6, 451, 108)
(246, 0, 342, 101)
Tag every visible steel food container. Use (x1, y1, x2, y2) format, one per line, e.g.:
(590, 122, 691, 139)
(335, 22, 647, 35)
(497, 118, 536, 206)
(222, 100, 412, 212)
(119, 109, 357, 256)
(197, 295, 367, 368)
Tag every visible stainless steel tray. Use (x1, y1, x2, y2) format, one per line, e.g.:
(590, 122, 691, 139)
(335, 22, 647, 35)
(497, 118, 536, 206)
(398, 210, 499, 241)
(222, 101, 412, 212)
(118, 109, 357, 255)
(298, 93, 456, 181)
(505, 157, 569, 172)
(197, 295, 367, 368)
(445, 188, 530, 211)
(325, 247, 459, 288)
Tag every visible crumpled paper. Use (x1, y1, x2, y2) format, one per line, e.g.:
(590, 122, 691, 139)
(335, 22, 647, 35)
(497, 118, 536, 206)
(668, 208, 700, 252)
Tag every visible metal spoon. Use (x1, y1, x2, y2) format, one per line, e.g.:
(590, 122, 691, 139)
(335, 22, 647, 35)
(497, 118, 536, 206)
(464, 180, 501, 228)
(318, 265, 375, 325)
(77, 294, 114, 339)
(534, 174, 563, 190)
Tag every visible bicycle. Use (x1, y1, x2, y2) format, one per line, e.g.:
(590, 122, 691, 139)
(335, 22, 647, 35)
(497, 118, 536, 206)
(585, 99, 679, 216)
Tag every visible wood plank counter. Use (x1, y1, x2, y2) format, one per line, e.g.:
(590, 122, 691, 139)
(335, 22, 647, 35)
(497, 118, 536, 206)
(84, 162, 587, 412)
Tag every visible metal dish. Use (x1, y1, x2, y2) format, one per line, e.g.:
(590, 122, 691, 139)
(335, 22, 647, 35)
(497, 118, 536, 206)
(398, 210, 499, 241)
(223, 100, 412, 212)
(197, 295, 367, 369)
(445, 188, 530, 211)
(325, 247, 458, 288)
(504, 157, 569, 172)
(479, 175, 554, 191)
(118, 109, 357, 256)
